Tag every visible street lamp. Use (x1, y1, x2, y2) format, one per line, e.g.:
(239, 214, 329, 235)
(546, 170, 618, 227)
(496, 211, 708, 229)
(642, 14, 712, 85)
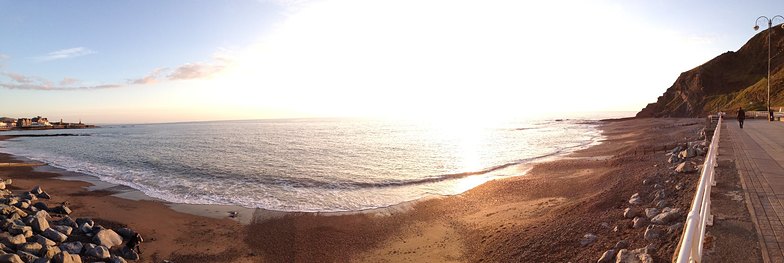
(754, 15, 784, 121)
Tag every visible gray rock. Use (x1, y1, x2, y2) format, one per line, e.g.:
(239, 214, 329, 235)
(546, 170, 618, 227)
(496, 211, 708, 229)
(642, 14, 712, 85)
(108, 256, 128, 263)
(628, 193, 643, 205)
(667, 154, 681, 164)
(31, 186, 43, 195)
(51, 251, 81, 263)
(49, 206, 70, 215)
(32, 203, 49, 212)
(118, 247, 139, 261)
(655, 200, 668, 208)
(52, 217, 76, 228)
(84, 245, 110, 260)
(74, 218, 92, 227)
(623, 208, 640, 219)
(614, 240, 629, 249)
(651, 207, 682, 225)
(77, 223, 93, 235)
(0, 254, 24, 263)
(632, 217, 647, 228)
(51, 226, 72, 236)
(42, 228, 67, 243)
(644, 225, 666, 241)
(20, 192, 36, 201)
(615, 248, 653, 263)
(668, 222, 685, 234)
(675, 162, 696, 173)
(16, 251, 38, 263)
(644, 208, 659, 219)
(82, 243, 96, 252)
(92, 229, 122, 248)
(116, 228, 135, 239)
(580, 233, 597, 246)
(679, 148, 697, 159)
(598, 249, 615, 263)
(18, 242, 43, 256)
(58, 242, 83, 255)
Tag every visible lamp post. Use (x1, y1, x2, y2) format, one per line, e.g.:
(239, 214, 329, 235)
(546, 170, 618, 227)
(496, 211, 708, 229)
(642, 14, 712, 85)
(754, 15, 784, 121)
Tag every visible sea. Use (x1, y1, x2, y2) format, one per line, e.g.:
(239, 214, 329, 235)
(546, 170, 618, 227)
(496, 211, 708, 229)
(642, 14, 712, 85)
(0, 115, 627, 212)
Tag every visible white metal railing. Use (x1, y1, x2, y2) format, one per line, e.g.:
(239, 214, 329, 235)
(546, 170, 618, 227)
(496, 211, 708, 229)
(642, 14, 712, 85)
(676, 114, 723, 263)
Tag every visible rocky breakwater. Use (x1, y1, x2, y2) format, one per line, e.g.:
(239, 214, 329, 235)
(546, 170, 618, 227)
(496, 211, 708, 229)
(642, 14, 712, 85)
(0, 181, 142, 263)
(592, 141, 709, 263)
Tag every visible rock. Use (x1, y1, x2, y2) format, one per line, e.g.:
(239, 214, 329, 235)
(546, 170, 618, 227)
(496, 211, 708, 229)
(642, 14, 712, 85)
(0, 254, 24, 263)
(52, 217, 77, 228)
(15, 251, 38, 263)
(598, 249, 615, 263)
(82, 243, 95, 252)
(49, 206, 71, 215)
(41, 245, 60, 259)
(644, 208, 659, 219)
(667, 154, 681, 164)
(85, 245, 110, 260)
(51, 226, 72, 236)
(655, 200, 668, 208)
(580, 233, 597, 246)
(628, 193, 643, 205)
(108, 256, 128, 263)
(31, 186, 43, 195)
(651, 207, 682, 225)
(33, 257, 50, 263)
(0, 182, 5, 190)
(18, 242, 43, 256)
(32, 203, 48, 212)
(77, 223, 93, 235)
(42, 228, 67, 243)
(3, 234, 26, 248)
(74, 218, 92, 227)
(9, 225, 33, 238)
(31, 214, 50, 233)
(614, 240, 629, 249)
(116, 228, 135, 239)
(675, 162, 696, 173)
(623, 208, 640, 219)
(668, 222, 685, 234)
(92, 229, 122, 248)
(615, 248, 653, 263)
(644, 243, 658, 254)
(19, 192, 36, 201)
(678, 148, 697, 159)
(58, 242, 82, 255)
(644, 225, 666, 241)
(51, 251, 81, 263)
(653, 190, 668, 201)
(37, 192, 51, 200)
(33, 235, 56, 247)
(118, 247, 139, 261)
(632, 217, 647, 228)
(14, 202, 29, 210)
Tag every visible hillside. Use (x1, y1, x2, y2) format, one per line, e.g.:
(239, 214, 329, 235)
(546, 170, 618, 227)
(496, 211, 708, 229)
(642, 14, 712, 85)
(637, 25, 784, 117)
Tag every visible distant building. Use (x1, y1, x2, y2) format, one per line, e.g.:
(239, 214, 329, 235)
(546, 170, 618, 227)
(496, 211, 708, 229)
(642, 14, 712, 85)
(16, 118, 32, 127)
(31, 116, 51, 126)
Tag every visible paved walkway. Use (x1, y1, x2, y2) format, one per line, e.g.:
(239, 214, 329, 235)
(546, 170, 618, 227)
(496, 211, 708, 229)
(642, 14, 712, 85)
(726, 119, 784, 263)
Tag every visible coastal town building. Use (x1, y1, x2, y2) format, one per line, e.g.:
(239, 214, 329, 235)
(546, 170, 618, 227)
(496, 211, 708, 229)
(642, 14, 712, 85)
(16, 118, 32, 127)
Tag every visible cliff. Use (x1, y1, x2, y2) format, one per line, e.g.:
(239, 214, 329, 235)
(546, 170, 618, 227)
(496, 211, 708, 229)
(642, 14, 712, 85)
(637, 25, 784, 117)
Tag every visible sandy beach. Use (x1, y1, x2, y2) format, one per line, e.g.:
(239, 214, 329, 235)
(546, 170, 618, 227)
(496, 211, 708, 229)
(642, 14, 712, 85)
(0, 118, 707, 262)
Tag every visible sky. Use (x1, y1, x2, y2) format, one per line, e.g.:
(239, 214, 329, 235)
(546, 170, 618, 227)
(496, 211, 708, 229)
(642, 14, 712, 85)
(1, 0, 783, 124)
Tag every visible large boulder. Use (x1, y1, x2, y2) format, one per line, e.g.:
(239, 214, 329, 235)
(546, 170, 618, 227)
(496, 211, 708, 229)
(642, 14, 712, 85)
(42, 228, 67, 243)
(92, 229, 123, 248)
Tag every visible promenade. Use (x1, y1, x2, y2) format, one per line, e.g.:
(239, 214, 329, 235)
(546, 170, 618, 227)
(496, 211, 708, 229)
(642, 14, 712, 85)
(726, 119, 784, 263)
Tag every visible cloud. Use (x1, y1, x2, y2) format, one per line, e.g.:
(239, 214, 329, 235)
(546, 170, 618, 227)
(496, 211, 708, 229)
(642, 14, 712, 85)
(1, 71, 118, 91)
(59, 77, 80, 86)
(4, 72, 33, 84)
(167, 63, 227, 80)
(129, 68, 167, 85)
(35, 47, 95, 61)
(0, 82, 122, 91)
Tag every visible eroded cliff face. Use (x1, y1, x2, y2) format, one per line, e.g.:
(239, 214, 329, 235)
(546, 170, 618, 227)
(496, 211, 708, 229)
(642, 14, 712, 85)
(637, 26, 784, 117)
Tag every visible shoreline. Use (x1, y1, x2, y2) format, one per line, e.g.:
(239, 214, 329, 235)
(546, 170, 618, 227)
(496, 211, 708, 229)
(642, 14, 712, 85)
(0, 118, 706, 262)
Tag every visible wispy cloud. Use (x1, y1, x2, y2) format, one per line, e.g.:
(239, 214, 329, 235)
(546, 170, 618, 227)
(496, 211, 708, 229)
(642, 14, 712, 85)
(35, 47, 95, 61)
(0, 72, 119, 91)
(129, 68, 167, 85)
(167, 62, 226, 80)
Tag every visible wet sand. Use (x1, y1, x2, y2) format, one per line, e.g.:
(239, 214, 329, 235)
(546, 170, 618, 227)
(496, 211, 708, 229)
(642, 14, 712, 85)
(0, 118, 705, 262)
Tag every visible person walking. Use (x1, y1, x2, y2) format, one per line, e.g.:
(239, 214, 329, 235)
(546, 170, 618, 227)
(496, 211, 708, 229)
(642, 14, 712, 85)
(737, 107, 746, 129)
